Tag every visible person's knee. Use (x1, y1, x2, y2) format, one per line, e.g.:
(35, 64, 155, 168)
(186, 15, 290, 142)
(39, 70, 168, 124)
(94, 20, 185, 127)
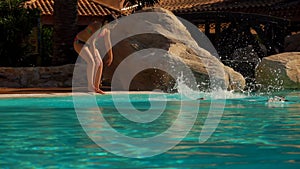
(80, 46, 94, 64)
(95, 58, 103, 67)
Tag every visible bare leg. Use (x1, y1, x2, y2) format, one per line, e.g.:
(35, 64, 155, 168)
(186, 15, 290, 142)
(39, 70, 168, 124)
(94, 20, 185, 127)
(94, 51, 105, 94)
(76, 45, 97, 92)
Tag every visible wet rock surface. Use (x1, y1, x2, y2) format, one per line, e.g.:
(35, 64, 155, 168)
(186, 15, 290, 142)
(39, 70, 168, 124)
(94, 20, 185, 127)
(255, 52, 300, 89)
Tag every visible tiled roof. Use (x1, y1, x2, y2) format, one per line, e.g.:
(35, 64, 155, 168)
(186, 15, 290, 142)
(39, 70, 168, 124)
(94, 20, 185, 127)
(25, 0, 114, 16)
(159, 0, 224, 11)
(92, 0, 124, 11)
(159, 0, 300, 21)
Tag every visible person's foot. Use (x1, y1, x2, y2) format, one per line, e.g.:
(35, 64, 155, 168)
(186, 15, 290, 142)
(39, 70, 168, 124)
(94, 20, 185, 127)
(95, 88, 105, 94)
(88, 86, 105, 94)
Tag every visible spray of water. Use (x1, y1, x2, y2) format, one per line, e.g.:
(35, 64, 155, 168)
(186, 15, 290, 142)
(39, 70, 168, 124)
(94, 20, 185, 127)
(175, 72, 246, 100)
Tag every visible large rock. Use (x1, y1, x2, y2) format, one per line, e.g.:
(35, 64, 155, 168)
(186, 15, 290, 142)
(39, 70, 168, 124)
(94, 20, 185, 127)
(255, 52, 300, 89)
(101, 7, 245, 91)
(224, 66, 246, 91)
(285, 33, 300, 52)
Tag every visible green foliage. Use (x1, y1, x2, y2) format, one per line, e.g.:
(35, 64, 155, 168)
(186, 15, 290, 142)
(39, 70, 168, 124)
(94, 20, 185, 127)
(40, 26, 53, 66)
(0, 0, 39, 66)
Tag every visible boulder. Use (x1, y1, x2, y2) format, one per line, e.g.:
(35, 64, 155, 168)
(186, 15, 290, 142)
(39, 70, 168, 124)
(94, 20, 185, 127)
(224, 66, 246, 91)
(285, 33, 300, 52)
(101, 7, 245, 91)
(255, 52, 300, 89)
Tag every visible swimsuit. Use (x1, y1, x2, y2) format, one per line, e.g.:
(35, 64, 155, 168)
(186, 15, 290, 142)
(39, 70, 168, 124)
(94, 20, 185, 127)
(74, 26, 94, 45)
(86, 27, 93, 35)
(74, 36, 86, 45)
(74, 28, 107, 47)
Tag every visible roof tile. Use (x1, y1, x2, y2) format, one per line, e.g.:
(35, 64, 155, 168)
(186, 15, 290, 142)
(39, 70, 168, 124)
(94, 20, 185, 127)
(25, 0, 114, 16)
(159, 0, 300, 21)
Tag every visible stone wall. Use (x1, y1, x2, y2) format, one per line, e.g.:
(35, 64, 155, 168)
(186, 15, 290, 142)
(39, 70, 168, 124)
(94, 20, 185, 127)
(0, 64, 75, 88)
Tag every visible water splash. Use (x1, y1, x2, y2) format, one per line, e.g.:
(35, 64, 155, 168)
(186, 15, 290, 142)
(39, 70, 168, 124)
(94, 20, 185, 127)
(174, 72, 201, 100)
(174, 72, 246, 100)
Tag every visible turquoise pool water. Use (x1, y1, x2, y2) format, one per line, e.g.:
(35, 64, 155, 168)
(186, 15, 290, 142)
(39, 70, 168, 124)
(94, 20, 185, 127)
(0, 91, 300, 168)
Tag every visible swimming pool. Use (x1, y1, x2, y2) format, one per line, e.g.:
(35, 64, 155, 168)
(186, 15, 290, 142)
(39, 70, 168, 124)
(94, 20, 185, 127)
(0, 91, 299, 168)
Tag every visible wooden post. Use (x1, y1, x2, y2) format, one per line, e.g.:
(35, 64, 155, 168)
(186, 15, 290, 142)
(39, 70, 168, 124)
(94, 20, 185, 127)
(215, 18, 221, 44)
(205, 21, 210, 38)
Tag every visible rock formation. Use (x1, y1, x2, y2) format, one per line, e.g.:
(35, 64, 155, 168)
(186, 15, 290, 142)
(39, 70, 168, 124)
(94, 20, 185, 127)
(255, 52, 300, 89)
(100, 7, 245, 91)
(285, 33, 300, 52)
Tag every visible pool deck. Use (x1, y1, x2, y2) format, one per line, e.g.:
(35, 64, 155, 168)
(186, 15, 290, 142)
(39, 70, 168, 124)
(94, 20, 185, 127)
(0, 87, 72, 98)
(0, 87, 162, 98)
(0, 87, 73, 94)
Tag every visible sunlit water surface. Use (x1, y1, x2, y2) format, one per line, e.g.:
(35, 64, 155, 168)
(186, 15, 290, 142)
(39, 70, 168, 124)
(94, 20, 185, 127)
(0, 91, 299, 168)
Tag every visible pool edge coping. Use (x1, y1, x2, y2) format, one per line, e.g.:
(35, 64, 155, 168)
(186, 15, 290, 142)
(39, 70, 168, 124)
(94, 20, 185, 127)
(0, 91, 164, 98)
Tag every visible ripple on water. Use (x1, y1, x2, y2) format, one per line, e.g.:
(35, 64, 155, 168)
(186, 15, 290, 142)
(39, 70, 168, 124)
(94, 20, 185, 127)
(0, 92, 299, 168)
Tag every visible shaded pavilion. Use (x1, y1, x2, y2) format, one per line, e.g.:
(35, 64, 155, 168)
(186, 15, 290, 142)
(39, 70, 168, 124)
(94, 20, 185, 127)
(159, 0, 300, 56)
